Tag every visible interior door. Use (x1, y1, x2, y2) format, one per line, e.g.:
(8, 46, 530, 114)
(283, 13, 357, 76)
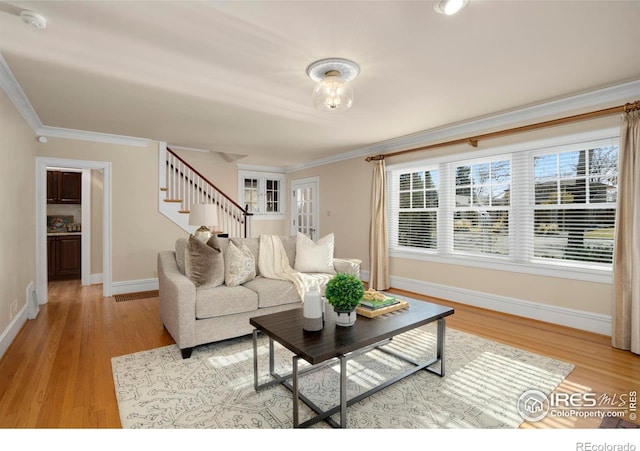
(291, 178, 319, 240)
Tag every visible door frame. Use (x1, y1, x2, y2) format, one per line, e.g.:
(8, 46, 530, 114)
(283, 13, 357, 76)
(36, 157, 112, 303)
(290, 176, 320, 239)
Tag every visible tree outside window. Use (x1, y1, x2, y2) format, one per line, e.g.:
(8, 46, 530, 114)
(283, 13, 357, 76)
(453, 159, 510, 256)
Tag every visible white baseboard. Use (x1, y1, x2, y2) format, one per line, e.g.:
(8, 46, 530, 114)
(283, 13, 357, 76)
(111, 278, 159, 296)
(360, 270, 612, 336)
(90, 273, 103, 285)
(0, 305, 27, 360)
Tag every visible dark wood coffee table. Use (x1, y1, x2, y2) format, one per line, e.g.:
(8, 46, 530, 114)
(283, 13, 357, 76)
(250, 297, 454, 428)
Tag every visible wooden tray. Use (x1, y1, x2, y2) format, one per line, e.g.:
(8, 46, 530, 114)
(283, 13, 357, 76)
(356, 299, 409, 318)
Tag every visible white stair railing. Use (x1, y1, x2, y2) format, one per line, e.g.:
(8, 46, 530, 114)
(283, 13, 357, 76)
(158, 142, 252, 238)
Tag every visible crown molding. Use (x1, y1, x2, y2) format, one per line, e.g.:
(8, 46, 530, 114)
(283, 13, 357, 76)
(0, 53, 42, 132)
(389, 79, 640, 152)
(37, 126, 150, 147)
(1, 52, 150, 148)
(284, 79, 640, 173)
(2, 47, 638, 166)
(282, 146, 375, 173)
(236, 163, 286, 174)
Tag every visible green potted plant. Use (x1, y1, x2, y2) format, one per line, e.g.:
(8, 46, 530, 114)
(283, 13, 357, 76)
(325, 273, 365, 327)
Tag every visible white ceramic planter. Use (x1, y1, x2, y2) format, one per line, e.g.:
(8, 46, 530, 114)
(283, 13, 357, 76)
(334, 309, 357, 327)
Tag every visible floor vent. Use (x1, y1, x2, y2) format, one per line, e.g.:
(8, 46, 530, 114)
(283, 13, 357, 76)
(114, 290, 159, 303)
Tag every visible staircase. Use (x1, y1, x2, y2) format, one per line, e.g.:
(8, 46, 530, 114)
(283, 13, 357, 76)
(158, 142, 252, 237)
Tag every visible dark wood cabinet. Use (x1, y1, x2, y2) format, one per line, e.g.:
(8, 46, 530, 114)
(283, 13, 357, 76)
(48, 235, 81, 280)
(46, 171, 57, 203)
(47, 171, 81, 204)
(47, 236, 56, 275)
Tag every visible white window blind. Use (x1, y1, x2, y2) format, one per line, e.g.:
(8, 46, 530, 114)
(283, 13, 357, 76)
(388, 167, 439, 251)
(387, 131, 620, 273)
(452, 157, 511, 256)
(530, 144, 618, 264)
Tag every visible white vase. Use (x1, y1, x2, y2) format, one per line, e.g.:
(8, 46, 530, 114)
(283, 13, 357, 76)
(303, 282, 323, 331)
(334, 309, 357, 327)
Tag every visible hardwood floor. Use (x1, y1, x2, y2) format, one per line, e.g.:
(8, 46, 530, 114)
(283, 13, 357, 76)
(0, 280, 638, 428)
(0, 280, 173, 428)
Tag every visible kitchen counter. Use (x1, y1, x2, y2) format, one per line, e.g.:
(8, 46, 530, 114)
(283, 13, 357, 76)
(47, 232, 82, 236)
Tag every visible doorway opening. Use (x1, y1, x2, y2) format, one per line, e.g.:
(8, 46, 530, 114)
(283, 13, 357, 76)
(291, 177, 319, 240)
(45, 166, 84, 283)
(36, 157, 112, 305)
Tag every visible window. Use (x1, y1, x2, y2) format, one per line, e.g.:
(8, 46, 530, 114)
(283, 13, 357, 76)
(387, 129, 620, 279)
(238, 171, 285, 217)
(392, 169, 439, 249)
(533, 146, 618, 264)
(265, 179, 281, 213)
(243, 178, 259, 212)
(454, 159, 510, 256)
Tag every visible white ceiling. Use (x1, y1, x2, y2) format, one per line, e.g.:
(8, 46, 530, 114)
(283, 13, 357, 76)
(1, 0, 639, 167)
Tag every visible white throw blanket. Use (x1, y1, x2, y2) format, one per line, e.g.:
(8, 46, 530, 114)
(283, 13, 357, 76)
(258, 235, 309, 301)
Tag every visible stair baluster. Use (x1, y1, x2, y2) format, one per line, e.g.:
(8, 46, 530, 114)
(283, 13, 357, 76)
(158, 144, 252, 238)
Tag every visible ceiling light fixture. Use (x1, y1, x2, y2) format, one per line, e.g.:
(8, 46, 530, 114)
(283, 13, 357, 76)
(433, 0, 469, 15)
(20, 10, 47, 29)
(306, 58, 360, 111)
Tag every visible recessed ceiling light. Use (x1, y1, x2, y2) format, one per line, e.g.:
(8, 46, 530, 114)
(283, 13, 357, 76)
(434, 0, 469, 16)
(20, 10, 47, 29)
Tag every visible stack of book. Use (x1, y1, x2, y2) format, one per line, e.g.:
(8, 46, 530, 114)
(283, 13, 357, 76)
(359, 296, 400, 311)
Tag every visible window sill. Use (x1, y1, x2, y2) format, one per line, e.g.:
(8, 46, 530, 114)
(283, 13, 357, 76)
(389, 249, 613, 284)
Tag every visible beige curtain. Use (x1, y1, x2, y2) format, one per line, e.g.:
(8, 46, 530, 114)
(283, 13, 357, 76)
(369, 159, 390, 290)
(612, 109, 640, 354)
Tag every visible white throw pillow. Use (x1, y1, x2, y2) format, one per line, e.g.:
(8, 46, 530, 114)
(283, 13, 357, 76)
(294, 232, 335, 274)
(224, 241, 256, 287)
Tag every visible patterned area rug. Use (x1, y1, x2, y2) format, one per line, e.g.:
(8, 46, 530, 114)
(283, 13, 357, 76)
(112, 323, 574, 429)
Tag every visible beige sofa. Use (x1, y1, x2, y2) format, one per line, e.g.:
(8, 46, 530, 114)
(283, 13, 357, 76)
(158, 235, 361, 358)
